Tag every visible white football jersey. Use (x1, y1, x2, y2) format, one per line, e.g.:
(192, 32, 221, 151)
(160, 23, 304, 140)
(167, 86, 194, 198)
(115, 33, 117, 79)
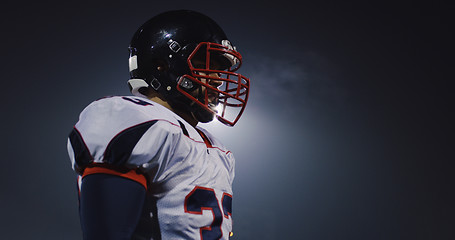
(67, 96, 235, 240)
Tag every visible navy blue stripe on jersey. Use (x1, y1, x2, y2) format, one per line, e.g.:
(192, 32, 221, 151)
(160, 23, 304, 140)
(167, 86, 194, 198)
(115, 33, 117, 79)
(121, 96, 154, 106)
(177, 120, 189, 137)
(69, 128, 93, 174)
(103, 120, 158, 166)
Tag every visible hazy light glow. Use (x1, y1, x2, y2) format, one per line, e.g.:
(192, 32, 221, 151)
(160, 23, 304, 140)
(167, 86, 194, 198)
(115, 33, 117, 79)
(215, 103, 224, 116)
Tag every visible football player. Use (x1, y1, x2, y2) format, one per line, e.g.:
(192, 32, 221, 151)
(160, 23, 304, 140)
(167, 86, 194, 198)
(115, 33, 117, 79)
(67, 10, 250, 240)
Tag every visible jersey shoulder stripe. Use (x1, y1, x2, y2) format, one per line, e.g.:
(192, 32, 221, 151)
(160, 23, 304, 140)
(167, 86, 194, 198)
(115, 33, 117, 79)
(82, 165, 148, 189)
(104, 120, 158, 166)
(68, 96, 184, 173)
(68, 127, 93, 173)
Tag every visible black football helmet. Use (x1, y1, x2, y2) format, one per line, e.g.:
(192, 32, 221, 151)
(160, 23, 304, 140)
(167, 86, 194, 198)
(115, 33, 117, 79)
(128, 10, 249, 126)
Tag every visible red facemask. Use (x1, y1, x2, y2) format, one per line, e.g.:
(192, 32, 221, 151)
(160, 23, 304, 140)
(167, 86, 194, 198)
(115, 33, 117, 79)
(177, 42, 250, 126)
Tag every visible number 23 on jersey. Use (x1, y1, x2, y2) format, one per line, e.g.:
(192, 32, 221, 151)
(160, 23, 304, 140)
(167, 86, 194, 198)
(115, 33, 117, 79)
(185, 186, 233, 239)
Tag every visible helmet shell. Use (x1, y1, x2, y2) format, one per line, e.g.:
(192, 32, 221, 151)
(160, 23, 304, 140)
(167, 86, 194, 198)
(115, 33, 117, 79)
(129, 10, 229, 96)
(128, 10, 249, 126)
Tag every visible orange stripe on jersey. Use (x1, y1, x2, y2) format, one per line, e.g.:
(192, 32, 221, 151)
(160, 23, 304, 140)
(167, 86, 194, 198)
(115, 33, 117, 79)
(196, 129, 212, 148)
(82, 165, 147, 190)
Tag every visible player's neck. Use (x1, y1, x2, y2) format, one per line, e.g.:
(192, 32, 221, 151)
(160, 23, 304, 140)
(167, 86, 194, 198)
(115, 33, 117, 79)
(147, 96, 199, 127)
(147, 96, 172, 110)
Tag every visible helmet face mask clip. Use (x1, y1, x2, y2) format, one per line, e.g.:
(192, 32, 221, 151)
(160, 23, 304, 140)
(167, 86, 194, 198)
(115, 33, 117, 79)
(150, 78, 161, 90)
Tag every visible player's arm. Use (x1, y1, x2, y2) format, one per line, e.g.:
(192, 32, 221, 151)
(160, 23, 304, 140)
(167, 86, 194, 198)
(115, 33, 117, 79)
(68, 98, 174, 238)
(79, 166, 147, 240)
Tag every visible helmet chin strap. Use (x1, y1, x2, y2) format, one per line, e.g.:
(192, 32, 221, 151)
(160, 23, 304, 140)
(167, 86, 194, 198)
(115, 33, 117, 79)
(191, 104, 215, 123)
(170, 83, 215, 124)
(191, 83, 215, 123)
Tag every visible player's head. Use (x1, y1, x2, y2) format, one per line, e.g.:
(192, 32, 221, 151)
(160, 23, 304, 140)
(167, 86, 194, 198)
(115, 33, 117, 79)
(128, 10, 250, 126)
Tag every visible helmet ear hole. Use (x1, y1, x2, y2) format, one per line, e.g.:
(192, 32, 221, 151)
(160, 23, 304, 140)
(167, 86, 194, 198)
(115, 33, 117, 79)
(138, 87, 152, 96)
(151, 59, 168, 72)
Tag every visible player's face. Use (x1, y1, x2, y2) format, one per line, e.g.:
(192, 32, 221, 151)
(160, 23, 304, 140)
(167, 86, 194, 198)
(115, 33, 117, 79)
(191, 59, 223, 113)
(195, 73, 222, 112)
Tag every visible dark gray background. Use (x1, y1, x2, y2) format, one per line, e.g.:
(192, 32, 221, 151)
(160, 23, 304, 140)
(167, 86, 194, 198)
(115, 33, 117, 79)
(1, 1, 453, 239)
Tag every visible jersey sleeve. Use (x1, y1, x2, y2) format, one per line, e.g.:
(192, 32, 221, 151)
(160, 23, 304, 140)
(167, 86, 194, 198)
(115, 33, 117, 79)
(67, 96, 180, 181)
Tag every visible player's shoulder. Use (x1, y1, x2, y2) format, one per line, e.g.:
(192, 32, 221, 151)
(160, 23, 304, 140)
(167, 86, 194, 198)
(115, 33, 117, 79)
(81, 96, 175, 121)
(82, 95, 161, 114)
(76, 96, 184, 134)
(69, 96, 186, 173)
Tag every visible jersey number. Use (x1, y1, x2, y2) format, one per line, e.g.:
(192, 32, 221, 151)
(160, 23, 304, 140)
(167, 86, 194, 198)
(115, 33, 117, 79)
(184, 186, 232, 240)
